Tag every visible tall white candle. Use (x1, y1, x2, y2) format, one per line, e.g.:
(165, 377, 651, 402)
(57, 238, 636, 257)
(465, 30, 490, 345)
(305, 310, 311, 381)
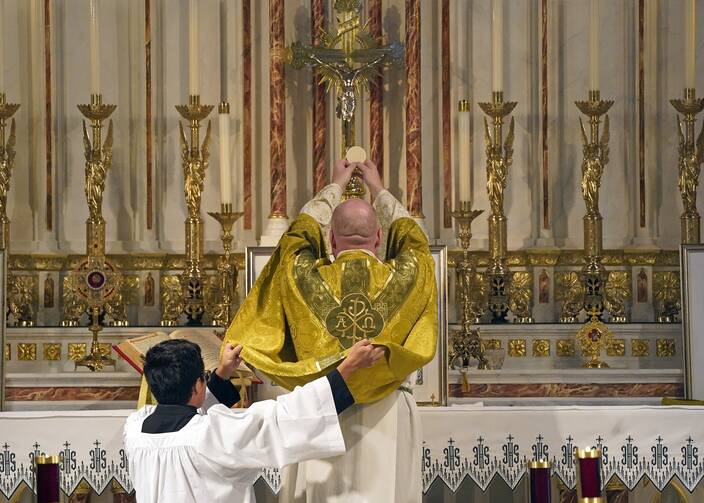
(220, 0, 227, 101)
(589, 0, 599, 91)
(219, 111, 232, 206)
(90, 0, 100, 95)
(685, 0, 695, 89)
(491, 0, 503, 93)
(189, 0, 199, 96)
(458, 101, 471, 201)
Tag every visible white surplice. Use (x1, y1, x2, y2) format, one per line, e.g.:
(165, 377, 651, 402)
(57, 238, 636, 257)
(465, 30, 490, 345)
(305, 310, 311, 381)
(123, 376, 345, 503)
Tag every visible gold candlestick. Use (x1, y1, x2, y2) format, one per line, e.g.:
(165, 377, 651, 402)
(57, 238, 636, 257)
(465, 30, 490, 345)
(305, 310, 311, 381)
(0, 93, 19, 251)
(478, 91, 516, 322)
(575, 89, 614, 321)
(206, 204, 243, 327)
(75, 306, 116, 372)
(671, 87, 704, 244)
(163, 94, 213, 326)
(450, 201, 488, 369)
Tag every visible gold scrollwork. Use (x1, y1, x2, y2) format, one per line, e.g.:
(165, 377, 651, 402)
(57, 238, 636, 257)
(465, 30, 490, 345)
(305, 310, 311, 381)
(606, 338, 626, 357)
(532, 339, 550, 357)
(508, 271, 533, 322)
(160, 275, 184, 326)
(43, 343, 61, 361)
(653, 271, 681, 322)
(604, 270, 631, 322)
(507, 339, 526, 357)
(656, 338, 676, 357)
(7, 274, 36, 327)
(4, 343, 10, 361)
(17, 343, 37, 361)
(68, 343, 87, 361)
(555, 271, 584, 322)
(484, 339, 502, 350)
(556, 339, 576, 357)
(631, 339, 650, 357)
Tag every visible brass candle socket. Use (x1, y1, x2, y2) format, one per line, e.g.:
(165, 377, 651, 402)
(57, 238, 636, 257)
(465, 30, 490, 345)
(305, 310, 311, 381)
(206, 206, 243, 327)
(670, 88, 704, 245)
(478, 92, 517, 322)
(450, 201, 489, 370)
(162, 94, 214, 326)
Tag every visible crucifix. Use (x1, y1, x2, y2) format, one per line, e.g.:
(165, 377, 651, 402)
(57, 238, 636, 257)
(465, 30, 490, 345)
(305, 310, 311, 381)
(287, 0, 403, 198)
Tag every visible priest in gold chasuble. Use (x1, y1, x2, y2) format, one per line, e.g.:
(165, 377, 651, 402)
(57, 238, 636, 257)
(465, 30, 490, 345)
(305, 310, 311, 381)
(225, 159, 437, 502)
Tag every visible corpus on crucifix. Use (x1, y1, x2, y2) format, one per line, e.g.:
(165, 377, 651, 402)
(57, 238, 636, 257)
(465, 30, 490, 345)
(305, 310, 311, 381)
(286, 0, 403, 198)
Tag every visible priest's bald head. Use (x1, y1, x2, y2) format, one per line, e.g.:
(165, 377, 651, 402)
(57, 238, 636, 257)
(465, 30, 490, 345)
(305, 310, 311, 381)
(330, 198, 381, 257)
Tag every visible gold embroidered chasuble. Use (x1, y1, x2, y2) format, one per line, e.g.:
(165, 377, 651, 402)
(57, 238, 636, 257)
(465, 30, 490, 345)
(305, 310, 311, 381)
(225, 191, 437, 404)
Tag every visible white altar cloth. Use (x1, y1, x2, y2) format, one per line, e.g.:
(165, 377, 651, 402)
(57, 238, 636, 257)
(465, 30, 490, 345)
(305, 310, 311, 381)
(0, 406, 702, 498)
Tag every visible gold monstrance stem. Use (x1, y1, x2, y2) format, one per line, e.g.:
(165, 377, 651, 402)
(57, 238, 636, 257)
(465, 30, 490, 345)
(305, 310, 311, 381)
(175, 95, 213, 325)
(575, 89, 613, 321)
(207, 204, 243, 327)
(477, 91, 517, 323)
(450, 201, 488, 370)
(671, 87, 704, 244)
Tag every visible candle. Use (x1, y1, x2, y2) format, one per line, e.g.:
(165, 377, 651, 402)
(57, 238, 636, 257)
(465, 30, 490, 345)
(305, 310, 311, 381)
(219, 108, 232, 206)
(189, 0, 199, 96)
(589, 0, 599, 91)
(0, 0, 4, 92)
(90, 0, 100, 95)
(458, 100, 471, 201)
(685, 0, 695, 89)
(220, 0, 227, 101)
(491, 0, 503, 93)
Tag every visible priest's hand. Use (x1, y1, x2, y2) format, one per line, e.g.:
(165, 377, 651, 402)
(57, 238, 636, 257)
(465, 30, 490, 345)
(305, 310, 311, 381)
(357, 160, 384, 201)
(337, 340, 386, 381)
(332, 158, 355, 189)
(216, 343, 243, 380)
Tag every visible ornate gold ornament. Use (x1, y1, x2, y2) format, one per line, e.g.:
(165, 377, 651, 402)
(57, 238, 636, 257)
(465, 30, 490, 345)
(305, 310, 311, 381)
(606, 338, 625, 357)
(555, 271, 584, 323)
(7, 274, 36, 327)
(67, 343, 87, 361)
(575, 90, 614, 321)
(653, 271, 680, 323)
(206, 206, 243, 327)
(0, 93, 19, 251)
(17, 343, 37, 361)
(4, 343, 9, 361)
(656, 338, 676, 357)
(575, 317, 613, 368)
(532, 339, 550, 357)
(484, 339, 502, 350)
(172, 94, 213, 325)
(508, 271, 533, 323)
(507, 339, 526, 357)
(604, 271, 631, 323)
(449, 201, 488, 369)
(630, 339, 650, 358)
(286, 0, 403, 198)
(43, 343, 61, 361)
(479, 92, 517, 322)
(671, 87, 704, 243)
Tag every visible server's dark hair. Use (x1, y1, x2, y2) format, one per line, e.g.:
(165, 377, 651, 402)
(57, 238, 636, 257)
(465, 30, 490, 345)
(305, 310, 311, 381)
(144, 339, 204, 405)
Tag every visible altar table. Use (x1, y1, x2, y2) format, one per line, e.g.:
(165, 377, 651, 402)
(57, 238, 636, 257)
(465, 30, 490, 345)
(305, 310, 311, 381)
(0, 406, 702, 498)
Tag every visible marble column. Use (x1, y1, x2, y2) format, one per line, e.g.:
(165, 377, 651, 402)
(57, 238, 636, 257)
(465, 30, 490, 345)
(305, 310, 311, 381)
(441, 0, 451, 228)
(312, 0, 327, 193)
(243, 0, 252, 230)
(405, 0, 423, 217)
(369, 0, 383, 178)
(261, 0, 289, 244)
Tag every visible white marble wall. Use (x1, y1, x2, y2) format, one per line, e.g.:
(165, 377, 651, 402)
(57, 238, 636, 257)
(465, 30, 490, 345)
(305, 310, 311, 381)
(1, 0, 703, 254)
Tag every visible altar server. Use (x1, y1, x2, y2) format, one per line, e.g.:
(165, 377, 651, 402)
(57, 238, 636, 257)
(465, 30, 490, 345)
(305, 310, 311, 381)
(123, 338, 383, 503)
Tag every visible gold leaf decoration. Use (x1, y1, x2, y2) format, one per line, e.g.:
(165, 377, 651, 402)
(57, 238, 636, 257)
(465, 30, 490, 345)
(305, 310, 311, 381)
(656, 338, 676, 357)
(606, 339, 625, 357)
(631, 339, 650, 357)
(532, 339, 550, 357)
(17, 343, 37, 361)
(68, 343, 87, 361)
(557, 339, 575, 357)
(507, 339, 526, 357)
(484, 339, 502, 351)
(43, 343, 62, 361)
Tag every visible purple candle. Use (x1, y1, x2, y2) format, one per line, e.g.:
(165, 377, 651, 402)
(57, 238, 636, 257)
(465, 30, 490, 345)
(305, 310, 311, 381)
(527, 460, 552, 503)
(576, 448, 604, 501)
(36, 455, 60, 503)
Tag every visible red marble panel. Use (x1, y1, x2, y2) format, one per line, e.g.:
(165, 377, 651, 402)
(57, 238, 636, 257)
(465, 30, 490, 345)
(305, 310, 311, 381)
(449, 383, 683, 398)
(145, 0, 153, 230)
(243, 0, 253, 229)
(312, 0, 328, 193)
(441, 0, 451, 228)
(269, 0, 287, 217)
(405, 0, 422, 217)
(6, 387, 140, 401)
(45, 0, 53, 231)
(369, 0, 384, 180)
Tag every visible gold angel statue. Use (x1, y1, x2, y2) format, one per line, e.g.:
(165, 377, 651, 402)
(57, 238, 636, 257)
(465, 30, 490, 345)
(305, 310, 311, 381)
(484, 116, 514, 216)
(0, 118, 16, 220)
(83, 120, 114, 220)
(579, 115, 610, 217)
(677, 117, 704, 217)
(179, 120, 212, 216)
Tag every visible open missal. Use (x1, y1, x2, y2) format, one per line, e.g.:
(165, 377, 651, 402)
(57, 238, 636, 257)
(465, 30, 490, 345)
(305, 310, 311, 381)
(113, 329, 261, 384)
